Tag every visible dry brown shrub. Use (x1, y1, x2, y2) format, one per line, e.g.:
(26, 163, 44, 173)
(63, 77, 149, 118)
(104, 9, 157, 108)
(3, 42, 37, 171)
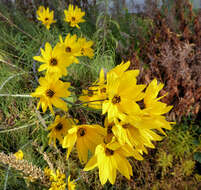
(129, 1, 201, 121)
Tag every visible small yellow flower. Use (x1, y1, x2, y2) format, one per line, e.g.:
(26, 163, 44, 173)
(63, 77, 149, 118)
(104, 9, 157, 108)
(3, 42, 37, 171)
(33, 42, 72, 78)
(62, 124, 106, 163)
(84, 140, 143, 185)
(14, 149, 23, 160)
(68, 175, 76, 190)
(37, 7, 56, 30)
(78, 38, 94, 58)
(49, 182, 66, 190)
(64, 4, 85, 29)
(47, 115, 75, 147)
(31, 75, 70, 115)
(50, 169, 66, 182)
(44, 168, 66, 190)
(44, 167, 52, 178)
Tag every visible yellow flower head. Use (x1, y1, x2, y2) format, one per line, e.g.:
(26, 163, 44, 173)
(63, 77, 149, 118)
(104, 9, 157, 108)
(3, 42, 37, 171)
(58, 34, 81, 64)
(36, 7, 56, 30)
(33, 42, 72, 78)
(14, 149, 23, 160)
(102, 70, 145, 123)
(50, 169, 66, 182)
(48, 115, 75, 147)
(49, 182, 66, 190)
(44, 168, 66, 190)
(68, 175, 76, 190)
(78, 37, 94, 58)
(84, 140, 143, 185)
(136, 79, 174, 135)
(31, 75, 70, 115)
(44, 167, 52, 178)
(64, 4, 85, 29)
(62, 124, 106, 163)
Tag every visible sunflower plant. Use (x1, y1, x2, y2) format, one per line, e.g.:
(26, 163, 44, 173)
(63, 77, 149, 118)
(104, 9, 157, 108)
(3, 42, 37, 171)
(36, 6, 56, 30)
(28, 3, 175, 189)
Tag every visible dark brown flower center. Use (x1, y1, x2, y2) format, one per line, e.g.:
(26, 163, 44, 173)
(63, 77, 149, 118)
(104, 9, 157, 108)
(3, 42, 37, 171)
(78, 128, 86, 137)
(46, 89, 55, 98)
(45, 17, 49, 21)
(81, 48, 84, 54)
(65, 46, 71, 53)
(122, 124, 130, 129)
(55, 123, 63, 131)
(105, 148, 114, 156)
(112, 95, 121, 104)
(107, 125, 113, 134)
(72, 17, 76, 21)
(100, 87, 106, 93)
(50, 58, 58, 66)
(88, 90, 94, 97)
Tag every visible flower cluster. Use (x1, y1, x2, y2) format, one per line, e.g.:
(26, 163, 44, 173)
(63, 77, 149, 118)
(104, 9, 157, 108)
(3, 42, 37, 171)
(80, 61, 174, 184)
(44, 167, 76, 190)
(31, 4, 174, 187)
(31, 35, 94, 115)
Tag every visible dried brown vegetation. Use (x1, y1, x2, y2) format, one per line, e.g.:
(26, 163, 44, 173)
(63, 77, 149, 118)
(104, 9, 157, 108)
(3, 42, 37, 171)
(129, 0, 201, 121)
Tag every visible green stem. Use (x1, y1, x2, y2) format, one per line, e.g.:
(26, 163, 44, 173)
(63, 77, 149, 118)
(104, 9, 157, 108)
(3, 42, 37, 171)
(3, 166, 10, 190)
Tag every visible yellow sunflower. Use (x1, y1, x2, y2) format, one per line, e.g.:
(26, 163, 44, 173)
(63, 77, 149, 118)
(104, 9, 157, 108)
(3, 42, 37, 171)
(134, 79, 174, 135)
(45, 168, 66, 190)
(47, 115, 75, 147)
(78, 37, 94, 58)
(36, 7, 56, 30)
(84, 140, 143, 185)
(58, 34, 81, 64)
(33, 42, 72, 78)
(64, 4, 85, 29)
(14, 150, 23, 160)
(31, 75, 70, 115)
(62, 124, 106, 163)
(102, 71, 145, 123)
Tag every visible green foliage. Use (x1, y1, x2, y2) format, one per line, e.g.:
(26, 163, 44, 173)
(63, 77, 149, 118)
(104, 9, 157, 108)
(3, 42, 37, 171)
(182, 160, 195, 176)
(93, 0, 121, 52)
(157, 151, 173, 178)
(194, 152, 201, 163)
(166, 122, 198, 159)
